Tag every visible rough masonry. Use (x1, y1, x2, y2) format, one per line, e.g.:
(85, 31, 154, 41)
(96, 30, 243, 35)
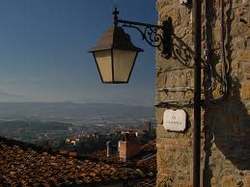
(155, 0, 250, 186)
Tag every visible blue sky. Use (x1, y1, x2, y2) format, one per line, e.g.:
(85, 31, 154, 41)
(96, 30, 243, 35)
(0, 0, 157, 106)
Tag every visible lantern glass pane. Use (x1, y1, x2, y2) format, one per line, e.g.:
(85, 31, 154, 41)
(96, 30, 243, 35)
(94, 50, 112, 82)
(113, 49, 137, 82)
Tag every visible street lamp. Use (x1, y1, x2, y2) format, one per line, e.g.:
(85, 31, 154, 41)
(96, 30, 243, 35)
(89, 6, 202, 187)
(90, 8, 173, 84)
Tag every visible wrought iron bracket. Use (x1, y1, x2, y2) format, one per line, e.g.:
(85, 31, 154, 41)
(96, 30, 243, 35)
(113, 8, 173, 58)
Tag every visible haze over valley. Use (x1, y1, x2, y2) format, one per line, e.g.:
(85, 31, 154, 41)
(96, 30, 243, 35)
(0, 102, 154, 145)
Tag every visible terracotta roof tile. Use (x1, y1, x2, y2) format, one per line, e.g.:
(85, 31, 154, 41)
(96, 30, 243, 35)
(0, 139, 140, 186)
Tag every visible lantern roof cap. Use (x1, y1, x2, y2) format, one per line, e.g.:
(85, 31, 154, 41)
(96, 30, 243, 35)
(89, 26, 143, 52)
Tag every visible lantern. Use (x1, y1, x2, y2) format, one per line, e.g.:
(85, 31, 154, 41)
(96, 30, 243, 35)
(89, 26, 143, 83)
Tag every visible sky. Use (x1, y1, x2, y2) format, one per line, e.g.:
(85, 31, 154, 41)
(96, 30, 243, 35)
(0, 0, 157, 106)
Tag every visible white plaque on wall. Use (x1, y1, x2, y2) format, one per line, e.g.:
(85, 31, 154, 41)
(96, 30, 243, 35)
(163, 109, 186, 132)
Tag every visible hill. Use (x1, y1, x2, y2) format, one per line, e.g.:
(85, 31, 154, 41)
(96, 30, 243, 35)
(0, 102, 154, 122)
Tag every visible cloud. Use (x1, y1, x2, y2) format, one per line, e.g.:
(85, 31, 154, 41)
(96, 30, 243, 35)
(0, 78, 42, 85)
(0, 89, 26, 98)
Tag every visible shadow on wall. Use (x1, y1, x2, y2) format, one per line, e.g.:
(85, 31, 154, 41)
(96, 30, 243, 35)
(205, 78, 250, 169)
(172, 34, 195, 68)
(203, 0, 250, 185)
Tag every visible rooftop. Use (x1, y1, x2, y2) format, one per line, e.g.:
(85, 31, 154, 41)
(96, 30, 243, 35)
(0, 137, 139, 186)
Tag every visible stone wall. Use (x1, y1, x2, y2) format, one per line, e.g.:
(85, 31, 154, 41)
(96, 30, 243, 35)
(155, 0, 250, 186)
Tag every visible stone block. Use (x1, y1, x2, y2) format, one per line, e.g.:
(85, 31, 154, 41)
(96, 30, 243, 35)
(244, 175, 250, 186)
(241, 82, 250, 99)
(221, 175, 237, 187)
(245, 37, 250, 49)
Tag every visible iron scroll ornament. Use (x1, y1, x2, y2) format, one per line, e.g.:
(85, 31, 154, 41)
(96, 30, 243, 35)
(113, 8, 173, 58)
(121, 23, 163, 48)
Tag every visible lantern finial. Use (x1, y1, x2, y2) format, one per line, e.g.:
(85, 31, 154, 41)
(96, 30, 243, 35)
(113, 7, 119, 26)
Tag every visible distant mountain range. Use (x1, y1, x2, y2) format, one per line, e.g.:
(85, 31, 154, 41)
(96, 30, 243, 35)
(0, 102, 154, 122)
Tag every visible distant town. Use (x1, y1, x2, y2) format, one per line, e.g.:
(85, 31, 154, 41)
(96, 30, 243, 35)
(0, 102, 156, 186)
